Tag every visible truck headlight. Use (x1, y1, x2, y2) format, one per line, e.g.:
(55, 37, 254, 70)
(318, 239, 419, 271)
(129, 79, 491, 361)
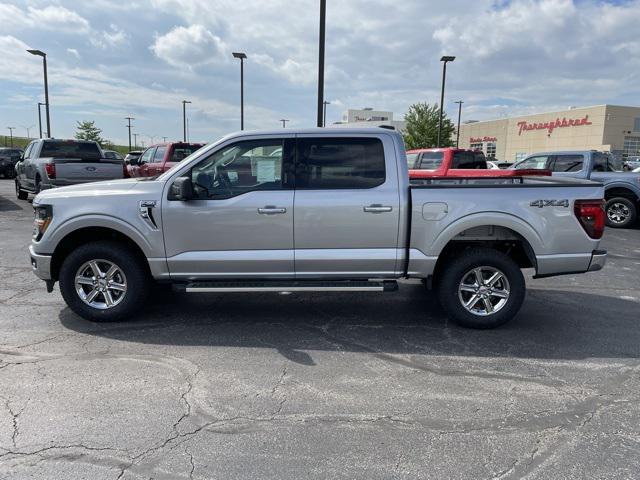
(33, 205, 53, 241)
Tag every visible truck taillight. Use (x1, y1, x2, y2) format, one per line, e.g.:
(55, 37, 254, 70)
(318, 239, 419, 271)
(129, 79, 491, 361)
(45, 163, 56, 179)
(574, 200, 605, 239)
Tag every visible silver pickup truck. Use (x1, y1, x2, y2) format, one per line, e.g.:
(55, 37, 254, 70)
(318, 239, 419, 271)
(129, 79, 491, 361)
(15, 139, 125, 200)
(29, 128, 607, 329)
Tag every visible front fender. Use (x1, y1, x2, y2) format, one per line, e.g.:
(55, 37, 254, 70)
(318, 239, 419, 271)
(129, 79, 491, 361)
(604, 182, 640, 199)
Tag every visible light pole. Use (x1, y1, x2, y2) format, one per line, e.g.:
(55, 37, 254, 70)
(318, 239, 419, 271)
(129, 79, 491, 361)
(232, 52, 247, 130)
(182, 100, 191, 142)
(132, 133, 138, 149)
(454, 100, 464, 148)
(280, 119, 289, 128)
(21, 125, 35, 139)
(323, 100, 330, 127)
(27, 49, 51, 138)
(437, 55, 455, 147)
(37, 102, 45, 138)
(7, 127, 15, 147)
(162, 136, 167, 142)
(316, 0, 327, 127)
(125, 116, 134, 151)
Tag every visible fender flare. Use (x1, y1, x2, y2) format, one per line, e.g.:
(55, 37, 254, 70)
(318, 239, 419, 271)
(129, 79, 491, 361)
(427, 212, 544, 258)
(604, 182, 640, 200)
(45, 214, 153, 257)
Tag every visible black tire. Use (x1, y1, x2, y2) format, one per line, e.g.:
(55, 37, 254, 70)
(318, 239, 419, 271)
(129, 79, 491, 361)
(15, 180, 28, 200)
(59, 241, 149, 322)
(605, 197, 637, 228)
(34, 176, 42, 195)
(436, 248, 526, 329)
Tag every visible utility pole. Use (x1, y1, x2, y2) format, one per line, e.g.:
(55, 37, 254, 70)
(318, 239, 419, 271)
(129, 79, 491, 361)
(316, 0, 326, 127)
(125, 116, 134, 151)
(280, 119, 289, 128)
(162, 136, 167, 142)
(323, 100, 331, 127)
(7, 127, 15, 147)
(182, 100, 191, 142)
(133, 133, 138, 149)
(454, 100, 464, 148)
(37, 102, 45, 138)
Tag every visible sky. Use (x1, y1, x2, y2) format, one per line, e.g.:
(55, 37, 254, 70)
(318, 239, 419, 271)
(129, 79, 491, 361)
(1, 0, 639, 146)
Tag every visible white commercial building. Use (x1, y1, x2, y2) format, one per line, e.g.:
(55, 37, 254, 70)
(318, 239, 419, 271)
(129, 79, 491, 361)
(332, 108, 407, 133)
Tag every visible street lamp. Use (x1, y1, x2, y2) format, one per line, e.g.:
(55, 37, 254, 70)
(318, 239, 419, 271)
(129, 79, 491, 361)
(181, 100, 191, 142)
(454, 100, 464, 148)
(27, 49, 51, 138)
(316, 0, 327, 127)
(232, 52, 247, 130)
(21, 125, 35, 139)
(37, 102, 45, 138)
(323, 100, 331, 127)
(280, 119, 289, 128)
(7, 127, 15, 147)
(125, 117, 134, 151)
(437, 55, 455, 147)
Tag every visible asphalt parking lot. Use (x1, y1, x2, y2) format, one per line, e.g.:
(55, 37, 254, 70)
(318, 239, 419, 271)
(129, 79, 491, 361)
(0, 179, 639, 479)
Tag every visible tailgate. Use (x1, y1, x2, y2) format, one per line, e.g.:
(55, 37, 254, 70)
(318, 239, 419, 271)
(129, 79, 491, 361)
(53, 158, 123, 184)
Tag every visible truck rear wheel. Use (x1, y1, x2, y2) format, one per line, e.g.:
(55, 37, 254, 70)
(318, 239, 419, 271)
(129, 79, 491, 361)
(59, 241, 149, 322)
(15, 180, 27, 200)
(605, 197, 637, 228)
(436, 248, 526, 329)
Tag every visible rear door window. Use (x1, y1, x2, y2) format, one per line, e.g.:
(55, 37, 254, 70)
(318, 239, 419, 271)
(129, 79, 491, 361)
(452, 151, 476, 168)
(171, 144, 202, 162)
(552, 155, 584, 172)
(296, 137, 385, 189)
(418, 152, 444, 169)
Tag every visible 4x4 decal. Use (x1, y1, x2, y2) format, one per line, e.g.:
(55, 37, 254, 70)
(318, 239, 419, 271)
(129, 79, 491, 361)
(530, 199, 569, 208)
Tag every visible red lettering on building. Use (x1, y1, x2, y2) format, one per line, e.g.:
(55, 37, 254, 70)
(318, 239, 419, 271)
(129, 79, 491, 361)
(517, 115, 592, 136)
(470, 136, 497, 143)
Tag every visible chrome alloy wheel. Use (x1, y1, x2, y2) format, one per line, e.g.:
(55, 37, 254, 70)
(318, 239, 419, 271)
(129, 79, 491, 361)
(458, 266, 510, 316)
(607, 202, 630, 225)
(74, 259, 127, 310)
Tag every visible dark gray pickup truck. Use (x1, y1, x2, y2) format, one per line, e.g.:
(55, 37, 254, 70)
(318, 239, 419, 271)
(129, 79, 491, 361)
(514, 150, 640, 227)
(15, 139, 125, 200)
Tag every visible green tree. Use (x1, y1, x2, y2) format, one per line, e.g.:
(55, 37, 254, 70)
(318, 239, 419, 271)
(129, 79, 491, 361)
(402, 102, 455, 149)
(75, 120, 105, 146)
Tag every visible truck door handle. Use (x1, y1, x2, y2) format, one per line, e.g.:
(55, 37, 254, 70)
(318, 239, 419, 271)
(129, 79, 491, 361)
(363, 204, 393, 213)
(258, 206, 287, 215)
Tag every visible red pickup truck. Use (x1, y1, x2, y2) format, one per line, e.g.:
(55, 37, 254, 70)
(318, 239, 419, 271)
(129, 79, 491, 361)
(408, 148, 550, 179)
(127, 142, 205, 178)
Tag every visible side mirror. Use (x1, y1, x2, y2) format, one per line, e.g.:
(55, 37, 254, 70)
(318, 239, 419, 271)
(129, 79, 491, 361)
(169, 176, 193, 201)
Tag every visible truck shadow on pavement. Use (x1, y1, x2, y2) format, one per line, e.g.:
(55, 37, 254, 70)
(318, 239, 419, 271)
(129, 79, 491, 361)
(59, 284, 640, 365)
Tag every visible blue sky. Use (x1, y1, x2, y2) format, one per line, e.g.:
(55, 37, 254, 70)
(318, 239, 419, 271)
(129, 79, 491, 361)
(1, 0, 639, 146)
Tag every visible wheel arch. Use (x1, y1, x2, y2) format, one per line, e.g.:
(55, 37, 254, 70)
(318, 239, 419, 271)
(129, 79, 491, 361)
(604, 184, 640, 202)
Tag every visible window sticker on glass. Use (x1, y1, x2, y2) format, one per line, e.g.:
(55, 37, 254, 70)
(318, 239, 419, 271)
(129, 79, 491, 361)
(256, 159, 277, 182)
(227, 171, 239, 183)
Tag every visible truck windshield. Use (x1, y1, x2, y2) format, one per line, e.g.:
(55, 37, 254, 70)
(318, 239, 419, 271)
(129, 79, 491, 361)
(40, 141, 102, 161)
(419, 152, 444, 169)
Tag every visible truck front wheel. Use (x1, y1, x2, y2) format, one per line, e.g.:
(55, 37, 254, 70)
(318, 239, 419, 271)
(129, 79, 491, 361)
(436, 248, 526, 329)
(59, 241, 149, 322)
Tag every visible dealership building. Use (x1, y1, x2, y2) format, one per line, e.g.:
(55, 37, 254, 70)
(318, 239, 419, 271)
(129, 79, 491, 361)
(457, 105, 640, 163)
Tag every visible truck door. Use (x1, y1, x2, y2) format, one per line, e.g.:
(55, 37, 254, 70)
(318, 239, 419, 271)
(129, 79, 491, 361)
(162, 137, 295, 278)
(550, 154, 587, 178)
(293, 135, 401, 278)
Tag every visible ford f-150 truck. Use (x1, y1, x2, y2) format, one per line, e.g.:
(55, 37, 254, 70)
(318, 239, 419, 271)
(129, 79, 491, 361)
(28, 128, 607, 329)
(127, 142, 205, 178)
(408, 148, 550, 179)
(15, 139, 125, 200)
(513, 150, 640, 228)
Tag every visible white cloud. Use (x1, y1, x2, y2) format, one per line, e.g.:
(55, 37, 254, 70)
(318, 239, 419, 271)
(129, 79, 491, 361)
(150, 25, 225, 68)
(67, 48, 80, 58)
(90, 24, 129, 49)
(0, 4, 90, 33)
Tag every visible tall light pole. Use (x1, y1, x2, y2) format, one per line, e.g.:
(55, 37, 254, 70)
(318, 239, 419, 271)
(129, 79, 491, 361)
(323, 100, 331, 127)
(437, 55, 455, 147)
(232, 52, 247, 130)
(7, 127, 15, 147)
(125, 116, 134, 151)
(454, 100, 464, 148)
(182, 100, 191, 142)
(37, 102, 45, 138)
(132, 133, 138, 149)
(280, 119, 289, 128)
(316, 0, 327, 127)
(27, 49, 51, 138)
(21, 125, 35, 139)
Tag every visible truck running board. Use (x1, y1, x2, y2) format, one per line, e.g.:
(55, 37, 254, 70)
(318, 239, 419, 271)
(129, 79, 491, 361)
(176, 280, 398, 293)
